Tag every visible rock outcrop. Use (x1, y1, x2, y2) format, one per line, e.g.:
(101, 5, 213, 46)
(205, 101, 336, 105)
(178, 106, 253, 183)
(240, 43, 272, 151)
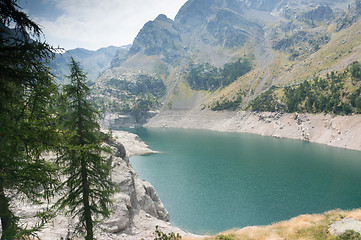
(301, 5, 334, 21)
(7, 131, 193, 240)
(129, 14, 183, 63)
(104, 140, 170, 231)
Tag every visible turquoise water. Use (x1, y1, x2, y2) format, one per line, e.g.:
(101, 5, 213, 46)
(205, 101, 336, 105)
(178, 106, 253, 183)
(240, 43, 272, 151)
(127, 127, 361, 235)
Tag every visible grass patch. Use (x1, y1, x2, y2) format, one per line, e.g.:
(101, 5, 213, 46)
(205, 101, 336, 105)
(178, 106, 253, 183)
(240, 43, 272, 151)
(184, 209, 361, 240)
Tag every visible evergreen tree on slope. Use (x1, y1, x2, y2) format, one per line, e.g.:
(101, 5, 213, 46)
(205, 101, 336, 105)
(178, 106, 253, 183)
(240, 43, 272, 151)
(0, 0, 59, 239)
(57, 57, 115, 240)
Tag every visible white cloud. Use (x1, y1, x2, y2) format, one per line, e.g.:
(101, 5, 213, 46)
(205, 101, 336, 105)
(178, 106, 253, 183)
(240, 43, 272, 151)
(36, 0, 187, 50)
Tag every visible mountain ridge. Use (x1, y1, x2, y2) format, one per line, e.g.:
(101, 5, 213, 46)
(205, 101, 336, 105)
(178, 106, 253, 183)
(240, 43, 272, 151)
(82, 0, 361, 128)
(49, 45, 130, 83)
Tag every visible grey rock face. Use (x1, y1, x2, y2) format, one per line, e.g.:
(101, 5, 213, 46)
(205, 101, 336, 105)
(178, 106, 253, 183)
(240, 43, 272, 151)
(124, 0, 263, 64)
(107, 142, 170, 223)
(240, 0, 281, 11)
(103, 193, 132, 233)
(99, 141, 170, 235)
(129, 14, 182, 63)
(205, 9, 262, 48)
(175, 0, 244, 28)
(8, 140, 170, 239)
(301, 5, 334, 21)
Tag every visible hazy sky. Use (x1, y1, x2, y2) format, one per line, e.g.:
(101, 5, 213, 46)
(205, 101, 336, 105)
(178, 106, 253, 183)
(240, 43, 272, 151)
(18, 0, 188, 50)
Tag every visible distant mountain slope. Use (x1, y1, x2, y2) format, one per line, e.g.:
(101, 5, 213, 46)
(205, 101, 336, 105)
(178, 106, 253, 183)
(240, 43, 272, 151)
(90, 0, 361, 127)
(49, 45, 129, 83)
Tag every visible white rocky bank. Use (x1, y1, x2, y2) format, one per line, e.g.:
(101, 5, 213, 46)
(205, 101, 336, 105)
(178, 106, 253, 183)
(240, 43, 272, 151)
(146, 110, 361, 151)
(12, 131, 195, 240)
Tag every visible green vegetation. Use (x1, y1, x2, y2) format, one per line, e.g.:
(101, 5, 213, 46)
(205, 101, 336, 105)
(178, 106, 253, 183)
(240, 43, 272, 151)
(350, 61, 361, 80)
(57, 58, 115, 240)
(215, 234, 236, 240)
(269, 12, 333, 61)
(338, 230, 361, 240)
(0, 1, 117, 236)
(186, 63, 220, 91)
(0, 1, 60, 238)
(93, 73, 166, 114)
(142, 226, 182, 240)
(106, 74, 166, 98)
(249, 86, 281, 112)
(272, 30, 330, 60)
(211, 91, 244, 111)
(186, 58, 251, 91)
(336, 0, 361, 31)
(221, 59, 252, 86)
(249, 61, 361, 115)
(3, 0, 361, 239)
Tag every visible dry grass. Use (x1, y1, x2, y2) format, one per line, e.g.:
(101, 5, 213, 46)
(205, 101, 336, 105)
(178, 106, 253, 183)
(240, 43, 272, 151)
(277, 18, 361, 85)
(183, 209, 361, 240)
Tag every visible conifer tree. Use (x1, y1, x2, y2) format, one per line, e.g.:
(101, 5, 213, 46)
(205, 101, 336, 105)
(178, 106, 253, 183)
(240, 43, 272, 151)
(57, 58, 115, 240)
(0, 0, 59, 239)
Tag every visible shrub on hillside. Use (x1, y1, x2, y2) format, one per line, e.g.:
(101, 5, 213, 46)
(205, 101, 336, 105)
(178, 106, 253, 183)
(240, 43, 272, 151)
(215, 234, 236, 240)
(142, 226, 182, 240)
(338, 230, 361, 240)
(186, 58, 251, 91)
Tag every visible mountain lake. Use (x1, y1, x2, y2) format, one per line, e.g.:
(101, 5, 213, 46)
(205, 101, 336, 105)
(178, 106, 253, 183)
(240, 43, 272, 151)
(125, 127, 361, 235)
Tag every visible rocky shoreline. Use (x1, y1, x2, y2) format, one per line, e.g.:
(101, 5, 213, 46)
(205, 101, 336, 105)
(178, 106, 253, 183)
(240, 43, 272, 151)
(145, 110, 361, 152)
(9, 110, 361, 239)
(10, 130, 196, 240)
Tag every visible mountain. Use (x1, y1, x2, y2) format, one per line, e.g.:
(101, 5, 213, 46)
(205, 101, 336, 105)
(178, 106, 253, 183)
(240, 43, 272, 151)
(175, 0, 263, 49)
(49, 45, 129, 83)
(175, 0, 244, 30)
(240, 0, 281, 11)
(128, 14, 182, 62)
(88, 0, 361, 128)
(111, 0, 263, 67)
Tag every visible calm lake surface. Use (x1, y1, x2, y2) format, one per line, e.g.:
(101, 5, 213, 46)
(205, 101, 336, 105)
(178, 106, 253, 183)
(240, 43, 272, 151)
(127, 127, 361, 235)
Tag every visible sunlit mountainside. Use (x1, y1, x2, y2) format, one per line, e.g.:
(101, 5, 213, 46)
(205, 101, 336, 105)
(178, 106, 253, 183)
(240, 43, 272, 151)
(50, 0, 361, 127)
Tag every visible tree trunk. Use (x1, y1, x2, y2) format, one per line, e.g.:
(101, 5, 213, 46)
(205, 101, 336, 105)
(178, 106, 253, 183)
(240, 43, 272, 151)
(81, 157, 93, 240)
(0, 178, 15, 240)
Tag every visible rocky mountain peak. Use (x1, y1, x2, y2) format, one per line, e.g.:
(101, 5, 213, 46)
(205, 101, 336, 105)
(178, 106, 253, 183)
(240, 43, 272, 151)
(174, 0, 244, 29)
(155, 13, 171, 22)
(128, 14, 182, 61)
(114, 0, 266, 66)
(240, 0, 281, 11)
